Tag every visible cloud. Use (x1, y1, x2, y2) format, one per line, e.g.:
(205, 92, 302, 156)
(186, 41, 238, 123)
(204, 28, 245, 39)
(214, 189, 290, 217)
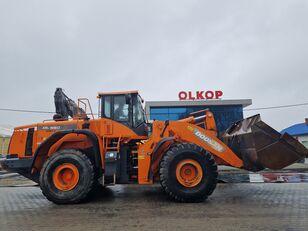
(0, 0, 307, 130)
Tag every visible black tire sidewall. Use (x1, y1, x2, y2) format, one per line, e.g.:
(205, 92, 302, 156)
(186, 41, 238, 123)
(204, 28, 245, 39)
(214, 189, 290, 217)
(40, 150, 94, 204)
(161, 144, 217, 201)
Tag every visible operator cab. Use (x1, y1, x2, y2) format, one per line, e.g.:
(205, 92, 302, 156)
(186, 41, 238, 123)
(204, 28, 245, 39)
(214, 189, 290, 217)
(98, 91, 148, 136)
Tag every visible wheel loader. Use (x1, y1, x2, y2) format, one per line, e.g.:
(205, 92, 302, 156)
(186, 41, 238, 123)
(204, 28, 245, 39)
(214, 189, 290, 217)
(1, 89, 307, 204)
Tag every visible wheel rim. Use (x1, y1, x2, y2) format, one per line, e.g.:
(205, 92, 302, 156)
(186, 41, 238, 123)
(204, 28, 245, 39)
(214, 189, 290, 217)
(176, 159, 203, 188)
(52, 163, 80, 191)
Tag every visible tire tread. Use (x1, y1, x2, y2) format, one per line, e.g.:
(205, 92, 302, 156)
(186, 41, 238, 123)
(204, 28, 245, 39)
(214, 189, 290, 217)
(39, 149, 95, 204)
(159, 143, 218, 202)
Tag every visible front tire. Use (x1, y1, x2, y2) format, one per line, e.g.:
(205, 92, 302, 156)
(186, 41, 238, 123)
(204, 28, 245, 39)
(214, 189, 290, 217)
(39, 149, 95, 204)
(159, 143, 218, 202)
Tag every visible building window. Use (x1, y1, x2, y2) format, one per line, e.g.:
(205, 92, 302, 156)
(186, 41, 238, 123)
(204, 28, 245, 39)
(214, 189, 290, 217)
(149, 105, 243, 132)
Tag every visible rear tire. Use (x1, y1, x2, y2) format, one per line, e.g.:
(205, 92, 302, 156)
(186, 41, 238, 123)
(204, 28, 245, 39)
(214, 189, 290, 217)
(159, 143, 218, 202)
(39, 149, 95, 204)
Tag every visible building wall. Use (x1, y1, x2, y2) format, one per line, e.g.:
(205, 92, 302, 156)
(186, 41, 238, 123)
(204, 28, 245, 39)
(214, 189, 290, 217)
(298, 135, 308, 148)
(0, 136, 10, 155)
(296, 136, 308, 164)
(149, 105, 244, 133)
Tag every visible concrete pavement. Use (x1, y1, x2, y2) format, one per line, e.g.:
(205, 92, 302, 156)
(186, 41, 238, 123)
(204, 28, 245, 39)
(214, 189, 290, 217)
(0, 183, 307, 231)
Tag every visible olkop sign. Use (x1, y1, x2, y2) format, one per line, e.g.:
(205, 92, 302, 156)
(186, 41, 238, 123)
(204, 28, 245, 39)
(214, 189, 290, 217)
(178, 91, 223, 101)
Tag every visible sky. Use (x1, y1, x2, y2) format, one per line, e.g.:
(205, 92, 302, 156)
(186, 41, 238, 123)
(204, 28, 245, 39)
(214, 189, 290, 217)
(0, 0, 307, 134)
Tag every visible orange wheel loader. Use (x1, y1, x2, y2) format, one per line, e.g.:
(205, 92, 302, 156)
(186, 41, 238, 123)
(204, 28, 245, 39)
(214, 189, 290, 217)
(1, 89, 307, 204)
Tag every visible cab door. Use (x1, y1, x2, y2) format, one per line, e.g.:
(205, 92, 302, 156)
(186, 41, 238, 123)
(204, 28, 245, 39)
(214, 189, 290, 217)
(100, 93, 147, 136)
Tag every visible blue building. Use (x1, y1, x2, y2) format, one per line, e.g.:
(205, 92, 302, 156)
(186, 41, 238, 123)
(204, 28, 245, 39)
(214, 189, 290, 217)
(281, 119, 308, 149)
(145, 99, 252, 133)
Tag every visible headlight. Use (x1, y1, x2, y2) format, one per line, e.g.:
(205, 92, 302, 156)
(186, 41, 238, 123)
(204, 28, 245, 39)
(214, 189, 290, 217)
(105, 152, 117, 159)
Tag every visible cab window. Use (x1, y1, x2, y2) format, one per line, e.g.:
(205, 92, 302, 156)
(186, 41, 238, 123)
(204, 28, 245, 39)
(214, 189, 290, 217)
(133, 96, 146, 127)
(113, 95, 129, 121)
(103, 96, 111, 118)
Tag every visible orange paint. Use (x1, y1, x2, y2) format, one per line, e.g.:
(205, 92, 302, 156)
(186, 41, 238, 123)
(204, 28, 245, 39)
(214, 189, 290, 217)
(7, 91, 244, 188)
(52, 163, 80, 191)
(176, 159, 203, 188)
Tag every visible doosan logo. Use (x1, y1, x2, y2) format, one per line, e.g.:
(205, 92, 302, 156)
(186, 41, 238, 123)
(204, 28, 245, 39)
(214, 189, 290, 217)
(178, 90, 223, 101)
(190, 127, 225, 153)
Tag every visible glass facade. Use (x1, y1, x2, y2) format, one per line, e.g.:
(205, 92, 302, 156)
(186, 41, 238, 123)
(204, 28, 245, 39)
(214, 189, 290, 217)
(150, 105, 244, 133)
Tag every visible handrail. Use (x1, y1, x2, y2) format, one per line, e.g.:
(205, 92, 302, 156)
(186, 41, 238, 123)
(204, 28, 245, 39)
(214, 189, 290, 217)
(77, 98, 95, 120)
(189, 108, 209, 115)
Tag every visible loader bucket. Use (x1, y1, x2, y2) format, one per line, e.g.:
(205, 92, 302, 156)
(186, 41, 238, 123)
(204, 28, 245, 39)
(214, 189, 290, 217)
(221, 115, 308, 172)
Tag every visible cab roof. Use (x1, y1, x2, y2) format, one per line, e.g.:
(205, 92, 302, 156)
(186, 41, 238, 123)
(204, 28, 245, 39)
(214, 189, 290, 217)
(97, 90, 139, 97)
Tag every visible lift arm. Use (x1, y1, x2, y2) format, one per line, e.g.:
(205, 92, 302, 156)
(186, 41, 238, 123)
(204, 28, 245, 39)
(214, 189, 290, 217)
(137, 119, 244, 184)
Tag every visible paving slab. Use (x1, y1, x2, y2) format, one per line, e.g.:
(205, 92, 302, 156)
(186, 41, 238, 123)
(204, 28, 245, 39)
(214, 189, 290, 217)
(0, 183, 307, 231)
